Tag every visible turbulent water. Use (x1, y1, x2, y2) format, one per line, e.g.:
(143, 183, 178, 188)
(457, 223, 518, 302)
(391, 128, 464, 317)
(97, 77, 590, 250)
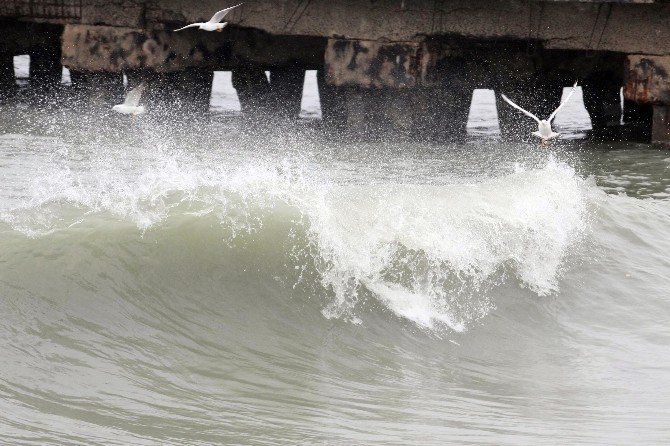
(1, 73, 670, 445)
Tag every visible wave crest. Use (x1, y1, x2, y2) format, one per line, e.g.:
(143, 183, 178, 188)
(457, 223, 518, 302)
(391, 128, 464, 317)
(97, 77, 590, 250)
(1, 157, 599, 331)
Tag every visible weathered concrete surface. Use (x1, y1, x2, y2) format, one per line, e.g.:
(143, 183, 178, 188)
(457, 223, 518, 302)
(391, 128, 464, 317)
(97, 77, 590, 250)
(61, 24, 325, 72)
(624, 55, 670, 104)
(144, 1, 670, 55)
(61, 25, 233, 72)
(4, 1, 670, 56)
(195, 1, 670, 55)
(325, 40, 422, 89)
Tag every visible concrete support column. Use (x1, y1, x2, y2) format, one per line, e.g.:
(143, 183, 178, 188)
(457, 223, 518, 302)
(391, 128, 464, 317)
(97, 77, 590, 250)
(232, 67, 306, 120)
(340, 88, 382, 137)
(311, 86, 395, 139)
(145, 69, 214, 113)
(316, 69, 346, 131)
(423, 87, 473, 141)
(69, 71, 124, 106)
(314, 85, 472, 142)
(622, 99, 653, 141)
(29, 47, 62, 92)
(0, 53, 16, 99)
(652, 105, 670, 146)
(420, 53, 477, 141)
(232, 67, 272, 117)
(270, 67, 305, 119)
(582, 81, 622, 140)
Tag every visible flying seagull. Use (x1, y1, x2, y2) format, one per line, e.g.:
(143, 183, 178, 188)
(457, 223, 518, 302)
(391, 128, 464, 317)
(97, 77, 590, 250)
(500, 81, 578, 144)
(173, 4, 243, 32)
(112, 83, 145, 115)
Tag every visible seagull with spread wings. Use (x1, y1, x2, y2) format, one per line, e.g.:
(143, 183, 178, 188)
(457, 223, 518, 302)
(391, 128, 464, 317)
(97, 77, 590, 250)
(500, 81, 578, 145)
(112, 83, 146, 115)
(174, 4, 243, 32)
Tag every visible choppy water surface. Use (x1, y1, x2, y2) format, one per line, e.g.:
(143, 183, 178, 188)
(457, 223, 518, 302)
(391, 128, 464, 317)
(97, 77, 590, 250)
(1, 76, 669, 445)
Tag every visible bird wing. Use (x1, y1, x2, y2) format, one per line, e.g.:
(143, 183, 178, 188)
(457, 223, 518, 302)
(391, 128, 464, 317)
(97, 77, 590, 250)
(124, 83, 145, 107)
(500, 94, 540, 123)
(549, 81, 578, 122)
(208, 3, 243, 23)
(173, 23, 201, 32)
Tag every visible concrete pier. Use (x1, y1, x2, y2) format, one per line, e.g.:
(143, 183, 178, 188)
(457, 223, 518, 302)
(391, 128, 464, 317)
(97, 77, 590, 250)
(0, 1, 670, 142)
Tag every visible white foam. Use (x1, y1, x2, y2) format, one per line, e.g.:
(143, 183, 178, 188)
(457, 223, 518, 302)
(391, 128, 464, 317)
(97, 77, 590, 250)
(305, 158, 599, 329)
(365, 281, 465, 331)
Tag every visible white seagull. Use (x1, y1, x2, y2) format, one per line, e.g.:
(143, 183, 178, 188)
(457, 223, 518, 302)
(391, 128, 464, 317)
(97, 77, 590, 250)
(173, 4, 243, 32)
(112, 83, 145, 115)
(500, 81, 578, 144)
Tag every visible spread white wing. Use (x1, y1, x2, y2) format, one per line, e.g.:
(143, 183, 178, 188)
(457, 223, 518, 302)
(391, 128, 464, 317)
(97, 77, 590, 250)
(173, 23, 201, 32)
(500, 94, 540, 123)
(208, 3, 243, 23)
(549, 81, 579, 122)
(124, 83, 145, 107)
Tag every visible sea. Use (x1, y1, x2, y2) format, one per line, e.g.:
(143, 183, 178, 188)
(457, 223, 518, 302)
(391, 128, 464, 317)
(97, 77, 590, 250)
(1, 61, 669, 445)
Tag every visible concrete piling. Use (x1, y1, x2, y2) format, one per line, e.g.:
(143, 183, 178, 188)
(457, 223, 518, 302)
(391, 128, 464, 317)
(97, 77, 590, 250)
(269, 67, 305, 120)
(69, 71, 124, 106)
(27, 23, 63, 93)
(232, 66, 307, 121)
(29, 48, 62, 92)
(0, 53, 16, 98)
(316, 69, 346, 132)
(232, 67, 272, 117)
(622, 99, 653, 141)
(651, 105, 670, 146)
(144, 69, 214, 113)
(582, 83, 622, 140)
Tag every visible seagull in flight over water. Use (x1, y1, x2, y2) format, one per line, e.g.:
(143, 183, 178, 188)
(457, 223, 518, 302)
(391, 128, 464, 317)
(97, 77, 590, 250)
(112, 83, 145, 115)
(500, 81, 578, 145)
(173, 4, 243, 32)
